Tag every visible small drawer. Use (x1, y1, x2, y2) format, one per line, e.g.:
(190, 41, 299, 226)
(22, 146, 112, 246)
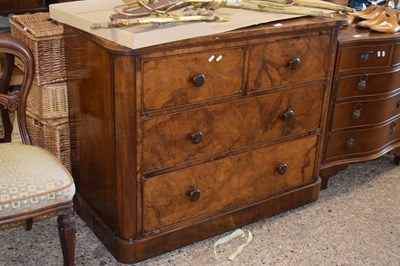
(142, 85, 324, 173)
(331, 91, 400, 130)
(325, 117, 400, 161)
(143, 136, 318, 232)
(394, 43, 400, 66)
(336, 70, 400, 100)
(247, 34, 331, 92)
(338, 44, 393, 71)
(142, 47, 245, 111)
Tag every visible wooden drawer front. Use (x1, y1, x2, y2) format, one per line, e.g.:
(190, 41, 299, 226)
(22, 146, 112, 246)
(338, 44, 392, 71)
(143, 136, 318, 232)
(336, 70, 400, 100)
(142, 48, 245, 110)
(247, 34, 330, 92)
(331, 91, 400, 130)
(143, 85, 323, 173)
(395, 43, 400, 66)
(325, 118, 400, 161)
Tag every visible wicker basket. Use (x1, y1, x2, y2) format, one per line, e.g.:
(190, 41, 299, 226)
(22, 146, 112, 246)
(26, 110, 71, 172)
(10, 12, 66, 85)
(27, 81, 69, 119)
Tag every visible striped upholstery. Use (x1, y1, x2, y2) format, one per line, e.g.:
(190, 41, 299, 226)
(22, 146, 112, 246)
(0, 142, 75, 217)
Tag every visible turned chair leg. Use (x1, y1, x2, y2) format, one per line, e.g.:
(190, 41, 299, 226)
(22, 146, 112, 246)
(57, 208, 75, 266)
(25, 218, 33, 230)
(394, 155, 400, 166)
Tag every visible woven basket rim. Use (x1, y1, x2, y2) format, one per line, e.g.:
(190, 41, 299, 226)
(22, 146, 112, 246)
(10, 12, 64, 38)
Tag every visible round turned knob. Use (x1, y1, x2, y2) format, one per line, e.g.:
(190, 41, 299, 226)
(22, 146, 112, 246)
(188, 189, 201, 202)
(360, 53, 369, 63)
(191, 131, 203, 144)
(288, 57, 301, 70)
(346, 138, 355, 148)
(396, 100, 400, 109)
(192, 74, 205, 87)
(282, 109, 295, 122)
(277, 163, 288, 175)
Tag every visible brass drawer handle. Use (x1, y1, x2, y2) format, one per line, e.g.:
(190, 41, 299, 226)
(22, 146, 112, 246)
(360, 51, 373, 63)
(282, 109, 295, 122)
(352, 103, 362, 119)
(277, 163, 288, 175)
(390, 122, 397, 134)
(188, 189, 201, 202)
(346, 138, 355, 148)
(358, 74, 368, 90)
(192, 73, 205, 87)
(288, 57, 301, 70)
(191, 131, 203, 144)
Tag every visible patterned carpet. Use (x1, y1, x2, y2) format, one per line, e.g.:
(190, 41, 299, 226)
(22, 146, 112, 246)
(0, 154, 399, 266)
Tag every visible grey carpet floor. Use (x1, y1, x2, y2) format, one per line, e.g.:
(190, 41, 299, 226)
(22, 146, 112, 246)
(1, 155, 399, 266)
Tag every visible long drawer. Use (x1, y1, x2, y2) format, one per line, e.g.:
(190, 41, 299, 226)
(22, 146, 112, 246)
(247, 34, 331, 92)
(141, 47, 245, 111)
(325, 117, 400, 161)
(336, 70, 400, 100)
(338, 44, 393, 71)
(142, 85, 323, 173)
(331, 91, 400, 130)
(143, 135, 318, 233)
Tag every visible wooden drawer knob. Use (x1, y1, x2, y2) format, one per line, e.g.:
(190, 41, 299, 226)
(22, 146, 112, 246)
(346, 138, 355, 148)
(288, 57, 301, 70)
(277, 163, 288, 175)
(282, 109, 295, 122)
(396, 100, 400, 109)
(191, 131, 203, 144)
(360, 52, 372, 63)
(192, 74, 205, 87)
(188, 189, 201, 202)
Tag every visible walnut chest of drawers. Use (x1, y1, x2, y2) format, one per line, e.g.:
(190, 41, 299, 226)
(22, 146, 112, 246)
(64, 17, 343, 263)
(321, 25, 400, 187)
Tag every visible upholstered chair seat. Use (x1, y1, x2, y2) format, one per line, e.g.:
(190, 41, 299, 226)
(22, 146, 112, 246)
(0, 143, 75, 217)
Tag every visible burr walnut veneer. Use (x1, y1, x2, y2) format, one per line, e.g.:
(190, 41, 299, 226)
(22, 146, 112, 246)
(64, 17, 343, 263)
(321, 24, 400, 187)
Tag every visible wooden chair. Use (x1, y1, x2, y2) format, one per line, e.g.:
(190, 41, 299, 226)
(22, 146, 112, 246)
(0, 34, 75, 265)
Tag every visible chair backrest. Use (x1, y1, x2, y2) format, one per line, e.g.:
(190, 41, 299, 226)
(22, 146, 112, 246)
(0, 34, 34, 145)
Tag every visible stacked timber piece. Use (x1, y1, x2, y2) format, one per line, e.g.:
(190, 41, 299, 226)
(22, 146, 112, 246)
(9, 12, 71, 171)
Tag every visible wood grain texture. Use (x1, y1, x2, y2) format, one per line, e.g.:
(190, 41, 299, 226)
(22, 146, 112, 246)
(143, 136, 318, 232)
(325, 117, 400, 161)
(142, 47, 245, 110)
(247, 34, 331, 91)
(331, 91, 400, 130)
(336, 70, 400, 100)
(338, 44, 392, 72)
(321, 25, 400, 181)
(143, 85, 323, 173)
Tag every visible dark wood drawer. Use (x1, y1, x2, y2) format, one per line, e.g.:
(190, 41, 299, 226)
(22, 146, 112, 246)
(142, 85, 323, 173)
(142, 47, 245, 111)
(247, 34, 331, 92)
(325, 117, 400, 161)
(338, 44, 393, 71)
(394, 43, 400, 66)
(331, 91, 400, 130)
(336, 70, 400, 100)
(143, 135, 318, 232)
